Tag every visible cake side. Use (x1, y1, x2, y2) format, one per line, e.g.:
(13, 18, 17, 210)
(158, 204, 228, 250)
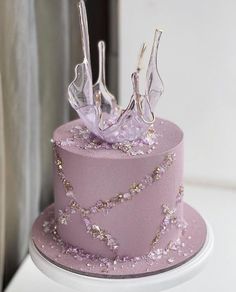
(52, 118, 185, 259)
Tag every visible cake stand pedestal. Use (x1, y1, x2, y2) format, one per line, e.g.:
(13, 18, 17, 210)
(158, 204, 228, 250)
(29, 222, 213, 292)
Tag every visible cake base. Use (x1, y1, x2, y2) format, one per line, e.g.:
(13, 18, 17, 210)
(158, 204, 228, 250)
(30, 203, 213, 291)
(31, 203, 211, 282)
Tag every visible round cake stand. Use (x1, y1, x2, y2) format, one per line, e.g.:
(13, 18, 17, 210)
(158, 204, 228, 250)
(29, 222, 213, 292)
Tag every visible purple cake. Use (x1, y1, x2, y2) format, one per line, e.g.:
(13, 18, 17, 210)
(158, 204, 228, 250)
(53, 118, 184, 259)
(31, 0, 207, 278)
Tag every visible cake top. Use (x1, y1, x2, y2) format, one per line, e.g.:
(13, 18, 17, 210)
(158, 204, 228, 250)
(68, 0, 164, 144)
(53, 118, 183, 160)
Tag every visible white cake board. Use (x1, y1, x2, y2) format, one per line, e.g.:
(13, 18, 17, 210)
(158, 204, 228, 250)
(29, 222, 213, 292)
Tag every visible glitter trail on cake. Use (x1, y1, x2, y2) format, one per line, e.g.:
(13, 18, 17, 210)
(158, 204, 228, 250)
(68, 0, 164, 143)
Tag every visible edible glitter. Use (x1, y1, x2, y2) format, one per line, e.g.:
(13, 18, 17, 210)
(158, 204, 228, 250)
(58, 210, 69, 225)
(176, 185, 184, 204)
(54, 124, 160, 157)
(54, 148, 175, 223)
(167, 257, 175, 264)
(52, 141, 182, 257)
(151, 194, 187, 249)
(41, 213, 190, 274)
(52, 143, 175, 252)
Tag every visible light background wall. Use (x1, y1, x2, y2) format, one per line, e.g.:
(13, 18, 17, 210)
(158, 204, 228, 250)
(119, 0, 236, 188)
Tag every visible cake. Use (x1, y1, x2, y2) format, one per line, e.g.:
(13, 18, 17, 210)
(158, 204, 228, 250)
(53, 118, 184, 259)
(31, 0, 207, 278)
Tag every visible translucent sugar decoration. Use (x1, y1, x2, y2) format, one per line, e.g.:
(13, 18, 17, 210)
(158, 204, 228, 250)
(68, 0, 164, 143)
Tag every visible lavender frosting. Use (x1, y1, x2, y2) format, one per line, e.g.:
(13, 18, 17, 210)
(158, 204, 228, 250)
(53, 118, 184, 259)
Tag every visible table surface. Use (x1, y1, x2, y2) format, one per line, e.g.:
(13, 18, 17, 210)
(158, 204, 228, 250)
(4, 184, 236, 292)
